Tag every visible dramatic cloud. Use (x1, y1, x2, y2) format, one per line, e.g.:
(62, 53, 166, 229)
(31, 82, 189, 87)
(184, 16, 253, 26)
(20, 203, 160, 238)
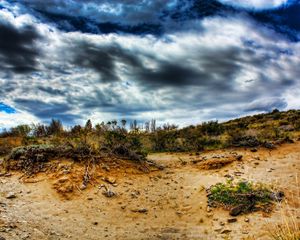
(217, 0, 290, 10)
(0, 0, 299, 127)
(0, 22, 41, 73)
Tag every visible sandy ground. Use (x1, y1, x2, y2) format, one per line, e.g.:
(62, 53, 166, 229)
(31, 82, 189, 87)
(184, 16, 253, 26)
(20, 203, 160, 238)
(0, 142, 299, 240)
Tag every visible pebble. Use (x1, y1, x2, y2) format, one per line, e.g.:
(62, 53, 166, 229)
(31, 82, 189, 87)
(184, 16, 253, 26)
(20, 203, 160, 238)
(221, 229, 232, 234)
(103, 176, 116, 184)
(227, 218, 237, 223)
(6, 192, 16, 199)
(206, 206, 212, 212)
(131, 208, 148, 213)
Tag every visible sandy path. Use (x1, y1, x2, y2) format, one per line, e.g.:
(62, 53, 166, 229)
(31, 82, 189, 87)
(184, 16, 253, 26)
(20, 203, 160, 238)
(0, 142, 299, 240)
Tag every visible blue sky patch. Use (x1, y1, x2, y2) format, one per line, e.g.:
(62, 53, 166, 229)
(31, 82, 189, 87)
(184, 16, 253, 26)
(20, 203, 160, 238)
(0, 102, 16, 114)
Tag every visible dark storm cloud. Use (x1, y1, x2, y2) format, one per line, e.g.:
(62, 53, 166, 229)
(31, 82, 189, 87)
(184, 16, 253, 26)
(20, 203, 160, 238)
(9, 0, 299, 41)
(73, 42, 142, 82)
(250, 2, 300, 41)
(0, 22, 41, 73)
(8, 0, 229, 35)
(14, 98, 79, 124)
(71, 39, 245, 89)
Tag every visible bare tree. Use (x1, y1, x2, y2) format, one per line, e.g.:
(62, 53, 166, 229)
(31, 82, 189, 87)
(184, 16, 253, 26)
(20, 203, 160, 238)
(130, 120, 138, 132)
(150, 119, 156, 133)
(121, 119, 127, 129)
(144, 121, 150, 133)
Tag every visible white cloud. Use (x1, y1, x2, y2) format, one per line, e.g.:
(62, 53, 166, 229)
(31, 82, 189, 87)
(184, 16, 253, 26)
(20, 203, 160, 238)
(0, 111, 38, 130)
(217, 0, 289, 10)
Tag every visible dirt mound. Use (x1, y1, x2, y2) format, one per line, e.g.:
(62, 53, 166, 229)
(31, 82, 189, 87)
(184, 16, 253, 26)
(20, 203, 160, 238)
(197, 154, 241, 170)
(199, 158, 236, 170)
(1, 144, 163, 199)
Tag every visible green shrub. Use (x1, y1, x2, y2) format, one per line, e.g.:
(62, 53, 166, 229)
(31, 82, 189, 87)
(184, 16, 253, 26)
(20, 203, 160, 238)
(207, 180, 275, 213)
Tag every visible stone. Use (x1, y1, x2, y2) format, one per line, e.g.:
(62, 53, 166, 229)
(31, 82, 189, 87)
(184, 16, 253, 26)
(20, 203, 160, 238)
(227, 218, 237, 223)
(132, 208, 148, 213)
(236, 155, 243, 161)
(213, 227, 223, 232)
(264, 142, 275, 149)
(229, 205, 244, 216)
(102, 189, 116, 198)
(206, 206, 212, 213)
(269, 191, 285, 202)
(6, 192, 16, 199)
(103, 176, 116, 184)
(221, 229, 232, 234)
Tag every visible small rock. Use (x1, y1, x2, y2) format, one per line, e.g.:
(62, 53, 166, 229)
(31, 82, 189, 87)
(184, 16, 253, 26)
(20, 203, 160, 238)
(264, 142, 275, 149)
(221, 229, 232, 234)
(250, 148, 258, 152)
(224, 174, 234, 180)
(269, 191, 285, 202)
(6, 192, 16, 199)
(213, 227, 223, 232)
(176, 211, 183, 216)
(103, 176, 116, 184)
(227, 218, 237, 223)
(229, 205, 244, 216)
(102, 189, 116, 198)
(236, 155, 243, 161)
(244, 218, 250, 223)
(206, 206, 212, 213)
(132, 208, 148, 213)
(233, 171, 244, 176)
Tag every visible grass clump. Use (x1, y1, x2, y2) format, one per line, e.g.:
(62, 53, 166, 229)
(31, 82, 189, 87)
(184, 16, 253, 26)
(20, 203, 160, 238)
(270, 224, 300, 240)
(207, 180, 280, 215)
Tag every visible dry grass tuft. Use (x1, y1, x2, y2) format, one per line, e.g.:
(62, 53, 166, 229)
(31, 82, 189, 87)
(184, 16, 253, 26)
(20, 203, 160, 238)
(268, 174, 300, 240)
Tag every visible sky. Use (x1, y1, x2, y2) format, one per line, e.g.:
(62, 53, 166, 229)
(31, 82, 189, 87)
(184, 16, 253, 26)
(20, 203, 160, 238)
(0, 0, 300, 129)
